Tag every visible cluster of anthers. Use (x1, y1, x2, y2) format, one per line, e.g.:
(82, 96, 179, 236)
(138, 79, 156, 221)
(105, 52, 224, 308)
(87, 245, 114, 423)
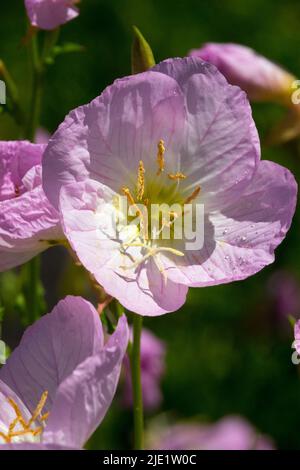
(0, 391, 49, 444)
(118, 140, 201, 276)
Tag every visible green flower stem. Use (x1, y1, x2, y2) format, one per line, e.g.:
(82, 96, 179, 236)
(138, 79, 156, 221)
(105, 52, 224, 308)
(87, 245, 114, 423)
(27, 256, 40, 322)
(24, 28, 60, 318)
(26, 32, 43, 141)
(129, 313, 144, 449)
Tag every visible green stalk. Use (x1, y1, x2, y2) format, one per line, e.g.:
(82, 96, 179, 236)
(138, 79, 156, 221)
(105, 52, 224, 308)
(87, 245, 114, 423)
(129, 313, 144, 449)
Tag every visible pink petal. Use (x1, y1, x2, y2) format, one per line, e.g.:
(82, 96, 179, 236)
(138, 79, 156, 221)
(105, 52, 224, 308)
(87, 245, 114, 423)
(43, 316, 129, 448)
(190, 43, 294, 103)
(0, 185, 62, 270)
(0, 141, 44, 201)
(43, 71, 186, 209)
(0, 296, 104, 414)
(294, 320, 300, 354)
(0, 379, 31, 433)
(25, 0, 79, 31)
(161, 160, 297, 286)
(153, 57, 260, 210)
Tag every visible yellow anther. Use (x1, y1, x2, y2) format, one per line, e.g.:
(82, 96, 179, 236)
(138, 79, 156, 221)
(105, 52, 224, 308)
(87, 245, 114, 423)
(28, 391, 48, 425)
(121, 187, 136, 207)
(2, 391, 49, 444)
(168, 172, 187, 181)
(40, 412, 50, 422)
(156, 139, 165, 175)
(183, 186, 201, 204)
(0, 431, 9, 443)
(137, 160, 145, 201)
(7, 397, 27, 429)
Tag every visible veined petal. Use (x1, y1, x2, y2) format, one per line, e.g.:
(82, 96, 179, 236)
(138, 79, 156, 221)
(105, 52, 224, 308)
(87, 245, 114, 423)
(43, 316, 129, 448)
(43, 71, 186, 208)
(162, 161, 297, 286)
(0, 296, 104, 414)
(0, 379, 31, 440)
(0, 141, 44, 201)
(0, 185, 62, 270)
(153, 57, 260, 209)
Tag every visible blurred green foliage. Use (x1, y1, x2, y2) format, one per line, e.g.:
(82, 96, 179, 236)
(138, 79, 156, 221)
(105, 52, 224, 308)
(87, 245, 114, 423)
(1, 0, 300, 450)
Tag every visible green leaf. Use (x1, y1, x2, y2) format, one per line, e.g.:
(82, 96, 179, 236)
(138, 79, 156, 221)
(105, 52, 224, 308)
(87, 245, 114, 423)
(131, 26, 155, 74)
(45, 42, 85, 65)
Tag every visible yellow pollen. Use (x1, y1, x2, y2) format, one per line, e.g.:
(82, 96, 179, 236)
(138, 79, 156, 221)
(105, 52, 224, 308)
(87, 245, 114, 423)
(168, 172, 187, 181)
(156, 139, 165, 175)
(1, 391, 49, 444)
(137, 160, 145, 201)
(184, 186, 201, 204)
(121, 187, 148, 241)
(121, 187, 136, 207)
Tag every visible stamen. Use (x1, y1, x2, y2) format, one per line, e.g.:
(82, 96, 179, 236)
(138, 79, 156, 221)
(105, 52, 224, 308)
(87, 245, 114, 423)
(0, 431, 9, 443)
(121, 187, 136, 207)
(121, 187, 148, 241)
(168, 172, 187, 181)
(7, 398, 27, 429)
(137, 160, 145, 201)
(3, 391, 49, 444)
(156, 139, 165, 175)
(183, 186, 201, 204)
(28, 391, 48, 425)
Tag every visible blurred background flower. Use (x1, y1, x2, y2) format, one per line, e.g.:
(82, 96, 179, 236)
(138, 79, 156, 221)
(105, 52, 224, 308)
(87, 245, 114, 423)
(146, 415, 274, 450)
(122, 328, 166, 412)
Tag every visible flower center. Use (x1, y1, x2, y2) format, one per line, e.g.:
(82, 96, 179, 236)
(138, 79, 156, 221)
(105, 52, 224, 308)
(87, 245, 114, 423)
(117, 140, 201, 275)
(0, 391, 49, 444)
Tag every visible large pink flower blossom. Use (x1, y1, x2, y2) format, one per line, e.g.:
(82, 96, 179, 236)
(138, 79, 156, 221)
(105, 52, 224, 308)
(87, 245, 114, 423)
(42, 57, 297, 316)
(0, 296, 129, 449)
(189, 43, 295, 104)
(25, 0, 79, 31)
(0, 141, 63, 271)
(147, 416, 274, 450)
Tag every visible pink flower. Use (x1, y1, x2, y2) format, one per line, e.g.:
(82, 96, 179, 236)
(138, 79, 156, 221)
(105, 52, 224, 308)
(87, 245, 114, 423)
(267, 270, 300, 320)
(147, 416, 274, 450)
(0, 296, 129, 449)
(42, 57, 297, 316)
(25, 0, 79, 31)
(0, 141, 63, 271)
(189, 43, 295, 104)
(123, 328, 165, 411)
(294, 320, 300, 355)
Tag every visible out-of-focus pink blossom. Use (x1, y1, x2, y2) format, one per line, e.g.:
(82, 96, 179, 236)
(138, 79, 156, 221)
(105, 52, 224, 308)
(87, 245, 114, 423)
(147, 416, 275, 450)
(25, 0, 79, 31)
(267, 270, 300, 320)
(123, 328, 165, 411)
(189, 43, 295, 104)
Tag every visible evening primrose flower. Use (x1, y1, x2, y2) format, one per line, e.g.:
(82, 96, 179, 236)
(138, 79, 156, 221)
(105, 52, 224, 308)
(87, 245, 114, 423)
(146, 416, 274, 450)
(42, 57, 297, 316)
(25, 0, 79, 31)
(0, 141, 63, 271)
(0, 296, 129, 449)
(189, 43, 295, 104)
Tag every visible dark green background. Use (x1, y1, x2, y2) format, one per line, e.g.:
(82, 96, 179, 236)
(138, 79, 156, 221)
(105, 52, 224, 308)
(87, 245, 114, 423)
(1, 0, 300, 449)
